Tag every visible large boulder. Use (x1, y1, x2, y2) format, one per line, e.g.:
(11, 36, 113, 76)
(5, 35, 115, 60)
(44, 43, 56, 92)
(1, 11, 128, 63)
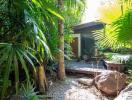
(94, 70, 127, 95)
(114, 83, 132, 100)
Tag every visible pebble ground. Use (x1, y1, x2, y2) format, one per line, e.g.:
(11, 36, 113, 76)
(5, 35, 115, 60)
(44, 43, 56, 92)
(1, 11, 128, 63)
(46, 76, 114, 100)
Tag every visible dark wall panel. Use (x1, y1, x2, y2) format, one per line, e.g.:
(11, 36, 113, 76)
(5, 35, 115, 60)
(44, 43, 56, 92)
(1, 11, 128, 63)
(81, 33, 95, 58)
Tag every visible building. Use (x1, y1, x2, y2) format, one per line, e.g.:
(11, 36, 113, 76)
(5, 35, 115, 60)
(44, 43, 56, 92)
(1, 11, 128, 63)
(71, 21, 105, 59)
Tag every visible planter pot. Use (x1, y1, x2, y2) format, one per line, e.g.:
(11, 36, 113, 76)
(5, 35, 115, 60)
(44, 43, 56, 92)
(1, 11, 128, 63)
(106, 61, 124, 72)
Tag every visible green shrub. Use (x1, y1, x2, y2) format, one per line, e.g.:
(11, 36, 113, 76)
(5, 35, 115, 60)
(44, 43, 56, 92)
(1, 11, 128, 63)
(104, 53, 113, 60)
(124, 56, 132, 83)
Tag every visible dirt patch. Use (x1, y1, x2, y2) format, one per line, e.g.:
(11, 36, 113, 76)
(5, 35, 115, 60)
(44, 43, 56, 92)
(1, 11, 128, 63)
(46, 76, 115, 100)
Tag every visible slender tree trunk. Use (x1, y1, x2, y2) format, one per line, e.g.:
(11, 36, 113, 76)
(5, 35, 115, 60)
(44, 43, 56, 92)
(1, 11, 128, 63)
(58, 0, 65, 80)
(37, 64, 48, 93)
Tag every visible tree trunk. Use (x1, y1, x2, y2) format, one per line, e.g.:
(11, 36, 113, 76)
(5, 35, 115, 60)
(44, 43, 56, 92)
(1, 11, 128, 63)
(58, 0, 65, 80)
(37, 64, 48, 93)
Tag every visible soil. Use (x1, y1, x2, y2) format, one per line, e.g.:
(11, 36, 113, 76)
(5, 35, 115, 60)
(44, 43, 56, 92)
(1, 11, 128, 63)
(46, 75, 115, 100)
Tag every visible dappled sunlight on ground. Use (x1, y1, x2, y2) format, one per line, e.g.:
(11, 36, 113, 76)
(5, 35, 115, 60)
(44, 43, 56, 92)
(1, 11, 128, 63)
(46, 76, 114, 100)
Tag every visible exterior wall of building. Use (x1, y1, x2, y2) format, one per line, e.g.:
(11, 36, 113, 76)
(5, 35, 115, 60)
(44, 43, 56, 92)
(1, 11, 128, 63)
(81, 31, 95, 58)
(73, 22, 105, 59)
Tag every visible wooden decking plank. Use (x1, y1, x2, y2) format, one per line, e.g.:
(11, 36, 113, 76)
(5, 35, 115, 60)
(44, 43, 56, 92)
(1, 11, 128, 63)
(66, 67, 106, 76)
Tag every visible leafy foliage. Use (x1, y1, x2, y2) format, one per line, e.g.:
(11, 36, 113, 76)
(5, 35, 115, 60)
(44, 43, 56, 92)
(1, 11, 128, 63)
(64, 0, 85, 59)
(0, 0, 62, 98)
(98, 0, 132, 49)
(100, 9, 132, 49)
(19, 81, 39, 100)
(124, 56, 132, 83)
(0, 0, 85, 99)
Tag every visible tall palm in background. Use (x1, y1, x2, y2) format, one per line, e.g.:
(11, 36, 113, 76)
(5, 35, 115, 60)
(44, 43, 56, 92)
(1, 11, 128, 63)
(58, 0, 65, 80)
(58, 0, 85, 80)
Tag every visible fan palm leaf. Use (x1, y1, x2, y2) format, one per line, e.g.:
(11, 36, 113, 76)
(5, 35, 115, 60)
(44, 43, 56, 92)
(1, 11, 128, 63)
(97, 0, 132, 49)
(99, 9, 132, 49)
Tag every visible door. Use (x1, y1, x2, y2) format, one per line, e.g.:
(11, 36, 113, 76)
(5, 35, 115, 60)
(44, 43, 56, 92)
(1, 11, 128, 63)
(71, 37, 78, 58)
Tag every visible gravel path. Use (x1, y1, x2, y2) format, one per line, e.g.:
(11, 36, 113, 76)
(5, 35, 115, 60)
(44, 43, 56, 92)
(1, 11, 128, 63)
(46, 76, 114, 100)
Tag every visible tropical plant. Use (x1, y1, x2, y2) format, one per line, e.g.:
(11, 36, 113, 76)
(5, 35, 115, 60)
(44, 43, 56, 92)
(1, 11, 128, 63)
(100, 9, 132, 48)
(18, 81, 39, 100)
(0, 0, 63, 99)
(124, 56, 132, 83)
(0, 0, 85, 99)
(97, 0, 132, 49)
(57, 0, 85, 80)
(64, 0, 85, 59)
(23, 81, 49, 100)
(10, 81, 47, 100)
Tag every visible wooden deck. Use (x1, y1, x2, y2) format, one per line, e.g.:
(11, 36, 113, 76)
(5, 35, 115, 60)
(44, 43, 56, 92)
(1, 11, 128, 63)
(66, 67, 106, 76)
(65, 60, 106, 76)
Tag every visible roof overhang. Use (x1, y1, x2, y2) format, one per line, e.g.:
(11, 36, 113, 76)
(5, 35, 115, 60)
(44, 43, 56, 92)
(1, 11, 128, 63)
(73, 21, 106, 33)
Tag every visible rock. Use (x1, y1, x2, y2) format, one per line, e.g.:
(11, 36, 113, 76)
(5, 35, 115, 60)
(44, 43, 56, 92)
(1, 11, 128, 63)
(77, 78, 94, 86)
(94, 70, 127, 95)
(114, 83, 132, 100)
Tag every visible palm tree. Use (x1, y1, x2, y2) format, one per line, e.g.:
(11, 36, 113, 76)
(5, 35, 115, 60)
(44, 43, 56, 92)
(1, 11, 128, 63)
(0, 0, 63, 98)
(57, 0, 85, 80)
(58, 0, 65, 80)
(0, 0, 85, 98)
(97, 0, 132, 49)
